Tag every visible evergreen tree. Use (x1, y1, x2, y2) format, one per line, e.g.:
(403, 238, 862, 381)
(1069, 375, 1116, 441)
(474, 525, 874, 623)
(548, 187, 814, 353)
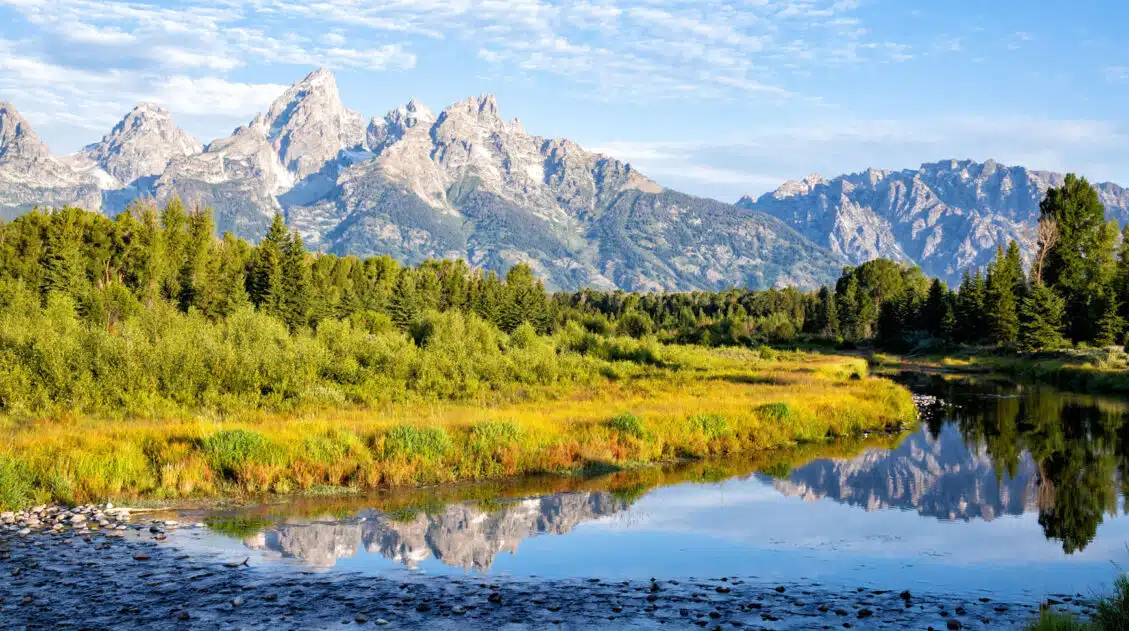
(1019, 283, 1067, 352)
(1094, 295, 1125, 347)
(986, 244, 1020, 346)
(922, 278, 948, 338)
(956, 270, 987, 344)
(277, 230, 312, 329)
(388, 272, 421, 329)
(247, 214, 287, 312)
(1040, 174, 1111, 342)
(40, 212, 86, 300)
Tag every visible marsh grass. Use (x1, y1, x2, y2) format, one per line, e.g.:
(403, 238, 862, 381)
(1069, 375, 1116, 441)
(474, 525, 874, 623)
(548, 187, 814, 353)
(0, 348, 916, 510)
(1026, 576, 1129, 630)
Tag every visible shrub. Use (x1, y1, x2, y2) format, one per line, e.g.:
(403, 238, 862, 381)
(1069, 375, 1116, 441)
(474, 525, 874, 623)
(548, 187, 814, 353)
(687, 414, 729, 439)
(469, 420, 523, 451)
(755, 402, 794, 423)
(199, 429, 282, 477)
(0, 456, 36, 511)
(606, 413, 648, 440)
(382, 425, 451, 462)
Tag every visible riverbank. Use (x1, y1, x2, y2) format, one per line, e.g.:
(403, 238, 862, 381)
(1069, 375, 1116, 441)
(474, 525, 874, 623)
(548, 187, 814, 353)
(0, 522, 1090, 630)
(0, 348, 916, 511)
(870, 348, 1129, 396)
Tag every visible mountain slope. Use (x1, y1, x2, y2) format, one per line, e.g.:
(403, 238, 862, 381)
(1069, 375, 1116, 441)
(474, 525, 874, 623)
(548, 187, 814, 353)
(0, 69, 843, 291)
(0, 102, 103, 219)
(739, 160, 1129, 283)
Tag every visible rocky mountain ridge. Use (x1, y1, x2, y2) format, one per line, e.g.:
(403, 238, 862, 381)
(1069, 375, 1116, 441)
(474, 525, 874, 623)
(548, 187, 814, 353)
(739, 160, 1129, 283)
(0, 69, 840, 292)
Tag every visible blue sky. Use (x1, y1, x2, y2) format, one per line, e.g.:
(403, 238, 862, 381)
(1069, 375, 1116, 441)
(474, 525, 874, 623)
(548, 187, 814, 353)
(1, 0, 1126, 202)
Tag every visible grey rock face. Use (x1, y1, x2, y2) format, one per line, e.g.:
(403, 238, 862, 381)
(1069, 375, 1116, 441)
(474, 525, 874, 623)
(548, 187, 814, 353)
(739, 159, 1129, 283)
(74, 102, 201, 186)
(0, 70, 842, 290)
(0, 101, 103, 219)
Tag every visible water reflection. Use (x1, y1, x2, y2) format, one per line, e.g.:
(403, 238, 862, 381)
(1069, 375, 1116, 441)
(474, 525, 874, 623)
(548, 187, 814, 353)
(236, 493, 625, 569)
(189, 373, 1129, 579)
(901, 372, 1129, 553)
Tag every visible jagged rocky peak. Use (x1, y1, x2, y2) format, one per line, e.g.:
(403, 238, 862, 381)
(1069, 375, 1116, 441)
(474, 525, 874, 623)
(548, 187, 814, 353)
(366, 97, 436, 154)
(0, 101, 49, 161)
(264, 68, 365, 179)
(80, 102, 202, 185)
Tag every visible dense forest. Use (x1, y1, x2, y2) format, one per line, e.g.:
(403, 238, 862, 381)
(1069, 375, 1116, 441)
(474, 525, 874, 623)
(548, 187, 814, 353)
(0, 173, 1123, 417)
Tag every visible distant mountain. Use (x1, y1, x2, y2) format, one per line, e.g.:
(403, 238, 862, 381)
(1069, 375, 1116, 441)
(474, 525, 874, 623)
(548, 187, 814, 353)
(738, 160, 1129, 283)
(0, 69, 842, 292)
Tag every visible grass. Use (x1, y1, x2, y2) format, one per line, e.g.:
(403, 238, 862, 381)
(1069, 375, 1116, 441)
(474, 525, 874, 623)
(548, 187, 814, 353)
(0, 347, 917, 510)
(1026, 576, 1129, 630)
(871, 348, 1129, 396)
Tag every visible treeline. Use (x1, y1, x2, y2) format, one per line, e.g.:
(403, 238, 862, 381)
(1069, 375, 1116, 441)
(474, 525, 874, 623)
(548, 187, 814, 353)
(0, 172, 1124, 375)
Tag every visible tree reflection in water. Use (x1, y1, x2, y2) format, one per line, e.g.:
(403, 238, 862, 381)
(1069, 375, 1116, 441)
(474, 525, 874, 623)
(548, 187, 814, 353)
(909, 372, 1129, 554)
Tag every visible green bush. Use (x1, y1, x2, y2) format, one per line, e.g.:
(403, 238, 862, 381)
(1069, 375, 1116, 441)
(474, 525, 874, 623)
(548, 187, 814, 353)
(606, 413, 648, 440)
(199, 429, 282, 477)
(469, 420, 523, 451)
(0, 456, 36, 511)
(687, 414, 729, 439)
(383, 425, 451, 462)
(755, 402, 795, 423)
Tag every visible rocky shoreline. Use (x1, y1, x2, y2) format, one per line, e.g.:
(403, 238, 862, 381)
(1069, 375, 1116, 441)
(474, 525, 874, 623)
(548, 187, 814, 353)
(0, 505, 1095, 630)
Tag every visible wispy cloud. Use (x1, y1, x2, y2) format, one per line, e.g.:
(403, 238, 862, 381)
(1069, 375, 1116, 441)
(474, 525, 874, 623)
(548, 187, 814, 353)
(592, 118, 1129, 202)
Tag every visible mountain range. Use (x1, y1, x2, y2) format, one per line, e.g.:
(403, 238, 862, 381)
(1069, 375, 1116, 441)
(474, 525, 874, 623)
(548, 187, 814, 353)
(739, 161, 1129, 283)
(3, 67, 1126, 290)
(0, 69, 839, 292)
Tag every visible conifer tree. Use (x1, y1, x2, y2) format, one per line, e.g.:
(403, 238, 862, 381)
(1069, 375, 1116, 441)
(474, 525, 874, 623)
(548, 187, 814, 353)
(277, 230, 311, 329)
(1019, 282, 1067, 352)
(388, 272, 421, 329)
(247, 214, 287, 312)
(986, 244, 1020, 346)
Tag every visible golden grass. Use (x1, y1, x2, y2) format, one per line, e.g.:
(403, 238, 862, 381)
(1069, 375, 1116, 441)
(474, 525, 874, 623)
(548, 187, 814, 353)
(0, 347, 916, 510)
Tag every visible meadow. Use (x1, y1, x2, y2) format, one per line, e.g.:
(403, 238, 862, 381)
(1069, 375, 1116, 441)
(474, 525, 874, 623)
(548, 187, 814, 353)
(0, 303, 915, 510)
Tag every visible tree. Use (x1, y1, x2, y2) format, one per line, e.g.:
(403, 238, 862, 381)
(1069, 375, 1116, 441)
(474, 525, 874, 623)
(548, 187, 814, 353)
(1019, 283, 1067, 352)
(277, 230, 311, 329)
(1040, 174, 1111, 342)
(985, 243, 1020, 346)
(1032, 217, 1059, 285)
(247, 214, 287, 312)
(1094, 295, 1125, 347)
(956, 270, 986, 344)
(921, 278, 948, 338)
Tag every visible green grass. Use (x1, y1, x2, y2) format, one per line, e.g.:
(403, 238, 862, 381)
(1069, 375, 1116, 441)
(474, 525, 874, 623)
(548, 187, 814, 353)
(1026, 576, 1129, 630)
(0, 348, 917, 510)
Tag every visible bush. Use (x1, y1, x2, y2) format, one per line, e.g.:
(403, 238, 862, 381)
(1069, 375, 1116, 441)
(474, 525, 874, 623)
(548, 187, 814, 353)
(199, 429, 282, 477)
(606, 413, 648, 440)
(382, 425, 451, 462)
(755, 402, 795, 423)
(687, 414, 729, 439)
(469, 420, 523, 451)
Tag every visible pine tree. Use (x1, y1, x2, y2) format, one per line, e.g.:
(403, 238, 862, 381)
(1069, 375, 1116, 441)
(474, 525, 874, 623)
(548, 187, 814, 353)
(986, 244, 1019, 346)
(247, 214, 287, 312)
(1094, 294, 1125, 347)
(1040, 174, 1111, 342)
(277, 230, 311, 329)
(1019, 282, 1067, 352)
(40, 213, 86, 301)
(956, 269, 987, 344)
(922, 278, 947, 338)
(388, 272, 421, 329)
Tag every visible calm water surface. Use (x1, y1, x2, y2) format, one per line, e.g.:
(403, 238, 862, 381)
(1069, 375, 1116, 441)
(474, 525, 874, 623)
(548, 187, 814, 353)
(164, 372, 1129, 602)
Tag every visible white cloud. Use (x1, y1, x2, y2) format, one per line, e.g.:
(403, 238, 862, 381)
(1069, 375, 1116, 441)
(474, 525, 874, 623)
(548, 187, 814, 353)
(1106, 66, 1129, 82)
(152, 76, 288, 117)
(592, 117, 1129, 202)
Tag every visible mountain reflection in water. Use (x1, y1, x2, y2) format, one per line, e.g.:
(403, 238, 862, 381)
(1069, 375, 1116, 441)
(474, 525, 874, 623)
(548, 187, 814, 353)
(200, 372, 1129, 574)
(238, 493, 625, 569)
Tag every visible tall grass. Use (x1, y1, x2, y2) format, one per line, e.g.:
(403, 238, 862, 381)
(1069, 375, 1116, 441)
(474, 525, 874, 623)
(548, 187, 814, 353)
(1026, 576, 1129, 630)
(0, 346, 916, 510)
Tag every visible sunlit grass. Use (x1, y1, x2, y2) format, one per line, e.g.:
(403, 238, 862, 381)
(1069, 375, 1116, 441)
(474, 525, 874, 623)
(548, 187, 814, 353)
(0, 348, 916, 510)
